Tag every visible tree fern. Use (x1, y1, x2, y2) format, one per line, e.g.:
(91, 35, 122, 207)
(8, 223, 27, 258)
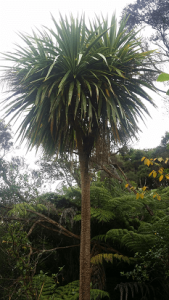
(91, 207, 115, 223)
(35, 279, 110, 299)
(115, 281, 154, 300)
(90, 186, 113, 208)
(121, 232, 156, 253)
(93, 228, 157, 253)
(33, 273, 57, 298)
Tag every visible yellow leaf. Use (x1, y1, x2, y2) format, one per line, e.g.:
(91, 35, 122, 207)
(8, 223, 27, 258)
(144, 158, 147, 165)
(158, 157, 163, 162)
(165, 158, 169, 164)
(105, 89, 110, 97)
(144, 159, 151, 166)
(149, 171, 154, 177)
(154, 158, 157, 161)
(159, 175, 164, 182)
(158, 167, 164, 174)
(165, 174, 169, 180)
(147, 160, 151, 167)
(125, 184, 129, 188)
(144, 158, 148, 165)
(153, 171, 157, 178)
(142, 186, 147, 191)
(136, 193, 140, 200)
(157, 195, 161, 201)
(141, 157, 146, 162)
(140, 193, 144, 199)
(153, 194, 157, 198)
(2, 240, 6, 243)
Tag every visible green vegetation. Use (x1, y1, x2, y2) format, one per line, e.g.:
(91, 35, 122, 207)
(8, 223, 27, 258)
(1, 120, 169, 299)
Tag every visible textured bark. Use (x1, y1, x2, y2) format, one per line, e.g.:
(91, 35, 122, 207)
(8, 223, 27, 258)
(77, 136, 91, 300)
(79, 152, 91, 300)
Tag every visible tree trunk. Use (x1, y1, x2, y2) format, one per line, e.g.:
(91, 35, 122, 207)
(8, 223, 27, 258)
(78, 148, 91, 300)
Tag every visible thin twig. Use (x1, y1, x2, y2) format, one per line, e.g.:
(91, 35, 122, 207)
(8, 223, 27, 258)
(37, 244, 80, 254)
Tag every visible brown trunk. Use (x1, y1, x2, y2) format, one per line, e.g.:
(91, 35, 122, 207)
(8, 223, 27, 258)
(77, 139, 91, 300)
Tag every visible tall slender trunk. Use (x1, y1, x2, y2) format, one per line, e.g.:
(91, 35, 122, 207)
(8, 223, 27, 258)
(78, 140, 91, 300)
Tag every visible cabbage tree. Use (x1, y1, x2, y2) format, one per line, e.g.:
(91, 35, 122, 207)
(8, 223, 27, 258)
(1, 14, 156, 299)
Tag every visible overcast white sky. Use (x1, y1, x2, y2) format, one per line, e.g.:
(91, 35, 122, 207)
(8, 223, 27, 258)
(0, 0, 169, 163)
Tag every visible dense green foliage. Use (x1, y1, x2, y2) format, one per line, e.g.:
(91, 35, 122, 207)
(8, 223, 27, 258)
(121, 0, 169, 58)
(1, 120, 169, 299)
(121, 0, 169, 90)
(1, 135, 169, 299)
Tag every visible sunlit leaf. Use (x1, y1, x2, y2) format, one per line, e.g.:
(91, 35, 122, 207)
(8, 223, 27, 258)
(157, 73, 169, 82)
(136, 193, 140, 200)
(144, 158, 148, 165)
(144, 158, 150, 166)
(159, 175, 163, 181)
(158, 167, 164, 174)
(165, 158, 169, 164)
(140, 193, 144, 199)
(149, 171, 153, 177)
(153, 171, 157, 178)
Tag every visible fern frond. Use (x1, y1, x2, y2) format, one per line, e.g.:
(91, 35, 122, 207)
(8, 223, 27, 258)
(91, 253, 135, 265)
(90, 186, 112, 208)
(122, 232, 156, 253)
(138, 222, 153, 234)
(105, 228, 157, 253)
(74, 208, 115, 223)
(92, 234, 106, 242)
(8, 202, 47, 217)
(8, 202, 35, 217)
(90, 207, 115, 222)
(38, 279, 110, 299)
(32, 274, 57, 298)
(105, 228, 129, 243)
(90, 289, 110, 299)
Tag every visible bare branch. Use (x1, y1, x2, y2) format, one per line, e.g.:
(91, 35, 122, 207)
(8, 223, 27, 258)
(37, 244, 80, 254)
(27, 220, 45, 237)
(26, 209, 80, 240)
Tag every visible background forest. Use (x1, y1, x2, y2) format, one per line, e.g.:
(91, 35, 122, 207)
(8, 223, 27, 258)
(1, 120, 169, 300)
(1, 0, 169, 299)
